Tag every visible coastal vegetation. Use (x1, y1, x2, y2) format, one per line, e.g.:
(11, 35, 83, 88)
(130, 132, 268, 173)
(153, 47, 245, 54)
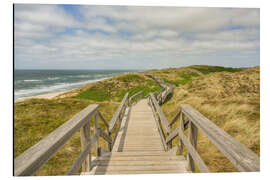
(14, 65, 260, 175)
(146, 65, 259, 172)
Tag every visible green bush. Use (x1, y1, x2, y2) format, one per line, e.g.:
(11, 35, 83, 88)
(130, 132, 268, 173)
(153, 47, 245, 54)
(192, 66, 243, 74)
(76, 89, 109, 102)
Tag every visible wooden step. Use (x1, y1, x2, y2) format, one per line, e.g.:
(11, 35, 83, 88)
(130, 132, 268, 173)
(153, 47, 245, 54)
(81, 99, 190, 175)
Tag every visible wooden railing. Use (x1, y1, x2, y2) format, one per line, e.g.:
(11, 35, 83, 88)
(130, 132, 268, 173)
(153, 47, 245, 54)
(14, 93, 129, 176)
(148, 93, 260, 173)
(146, 74, 174, 105)
(128, 91, 143, 106)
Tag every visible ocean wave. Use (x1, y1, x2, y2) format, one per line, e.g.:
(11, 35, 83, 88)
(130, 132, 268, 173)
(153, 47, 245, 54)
(23, 79, 41, 82)
(47, 77, 60, 80)
(15, 77, 109, 99)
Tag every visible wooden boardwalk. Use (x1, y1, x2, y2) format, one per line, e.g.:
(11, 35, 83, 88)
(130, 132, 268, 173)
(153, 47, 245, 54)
(82, 99, 189, 175)
(14, 75, 260, 176)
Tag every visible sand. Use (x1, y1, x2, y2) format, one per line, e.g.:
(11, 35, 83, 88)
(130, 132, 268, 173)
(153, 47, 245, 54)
(15, 90, 69, 103)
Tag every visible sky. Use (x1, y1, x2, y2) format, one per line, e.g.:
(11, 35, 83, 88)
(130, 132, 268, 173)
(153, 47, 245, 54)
(14, 4, 260, 70)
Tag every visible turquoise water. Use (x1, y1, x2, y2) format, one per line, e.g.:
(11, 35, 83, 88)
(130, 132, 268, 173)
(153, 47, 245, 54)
(14, 70, 139, 99)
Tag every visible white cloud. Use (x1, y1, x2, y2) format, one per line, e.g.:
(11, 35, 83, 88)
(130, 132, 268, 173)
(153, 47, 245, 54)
(14, 5, 260, 69)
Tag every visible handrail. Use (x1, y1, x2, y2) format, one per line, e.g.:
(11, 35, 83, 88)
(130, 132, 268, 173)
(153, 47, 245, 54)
(149, 93, 171, 133)
(128, 91, 143, 105)
(180, 104, 260, 172)
(163, 104, 260, 172)
(14, 104, 99, 176)
(146, 73, 174, 105)
(168, 110, 181, 127)
(15, 92, 130, 176)
(109, 93, 129, 133)
(177, 127, 210, 173)
(67, 131, 99, 175)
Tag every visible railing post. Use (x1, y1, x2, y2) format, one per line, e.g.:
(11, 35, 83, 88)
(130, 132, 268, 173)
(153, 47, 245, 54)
(187, 121, 198, 172)
(80, 120, 91, 172)
(179, 111, 184, 155)
(94, 112, 101, 157)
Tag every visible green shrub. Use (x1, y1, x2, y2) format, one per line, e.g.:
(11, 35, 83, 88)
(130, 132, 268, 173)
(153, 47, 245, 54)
(192, 66, 243, 75)
(116, 74, 143, 82)
(76, 89, 109, 101)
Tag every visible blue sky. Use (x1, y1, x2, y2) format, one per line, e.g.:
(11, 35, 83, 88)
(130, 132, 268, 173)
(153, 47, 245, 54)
(14, 4, 260, 69)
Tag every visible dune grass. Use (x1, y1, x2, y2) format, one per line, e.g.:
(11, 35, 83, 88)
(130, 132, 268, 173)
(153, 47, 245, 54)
(152, 66, 260, 172)
(14, 66, 259, 174)
(14, 72, 162, 175)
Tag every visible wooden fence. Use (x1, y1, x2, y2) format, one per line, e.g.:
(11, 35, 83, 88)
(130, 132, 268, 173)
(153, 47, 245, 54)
(148, 93, 260, 172)
(15, 93, 130, 176)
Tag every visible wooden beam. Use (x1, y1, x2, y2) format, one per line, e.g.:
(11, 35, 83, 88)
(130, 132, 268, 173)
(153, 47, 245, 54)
(165, 126, 180, 144)
(80, 121, 91, 172)
(187, 121, 198, 172)
(97, 111, 109, 130)
(149, 98, 168, 151)
(149, 93, 170, 133)
(94, 112, 100, 157)
(181, 104, 260, 172)
(14, 104, 99, 176)
(178, 128, 210, 173)
(109, 93, 129, 133)
(168, 110, 181, 127)
(99, 128, 112, 144)
(179, 112, 184, 155)
(67, 132, 99, 175)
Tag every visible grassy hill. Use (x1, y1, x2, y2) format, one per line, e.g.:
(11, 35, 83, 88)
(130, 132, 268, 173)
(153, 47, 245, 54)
(14, 73, 162, 175)
(146, 65, 260, 172)
(14, 65, 260, 174)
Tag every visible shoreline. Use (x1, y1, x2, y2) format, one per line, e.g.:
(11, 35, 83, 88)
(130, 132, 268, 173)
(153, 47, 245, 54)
(15, 90, 70, 103)
(14, 71, 135, 103)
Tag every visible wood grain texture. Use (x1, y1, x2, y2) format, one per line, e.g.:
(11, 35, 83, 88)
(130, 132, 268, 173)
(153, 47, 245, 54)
(14, 104, 99, 176)
(80, 121, 91, 172)
(178, 128, 210, 173)
(109, 93, 129, 133)
(149, 93, 171, 133)
(67, 132, 99, 175)
(187, 121, 198, 172)
(181, 104, 260, 172)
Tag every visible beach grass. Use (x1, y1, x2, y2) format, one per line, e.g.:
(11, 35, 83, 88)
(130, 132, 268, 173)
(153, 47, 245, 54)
(146, 65, 259, 172)
(14, 72, 162, 175)
(14, 66, 259, 174)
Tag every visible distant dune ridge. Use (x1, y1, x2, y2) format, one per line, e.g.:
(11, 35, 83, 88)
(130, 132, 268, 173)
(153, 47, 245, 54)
(14, 65, 260, 175)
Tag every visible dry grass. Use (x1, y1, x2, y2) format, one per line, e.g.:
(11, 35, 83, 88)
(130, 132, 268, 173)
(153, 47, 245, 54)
(14, 72, 161, 175)
(150, 66, 260, 172)
(14, 66, 260, 174)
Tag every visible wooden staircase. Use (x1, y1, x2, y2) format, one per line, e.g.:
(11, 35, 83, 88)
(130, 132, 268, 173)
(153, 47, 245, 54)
(14, 74, 260, 176)
(82, 99, 189, 175)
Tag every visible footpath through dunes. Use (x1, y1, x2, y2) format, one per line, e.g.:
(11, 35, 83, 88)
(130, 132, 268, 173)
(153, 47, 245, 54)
(83, 99, 189, 175)
(14, 71, 259, 176)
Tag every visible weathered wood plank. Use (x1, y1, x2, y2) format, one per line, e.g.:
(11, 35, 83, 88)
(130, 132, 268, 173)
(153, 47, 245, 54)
(129, 91, 143, 105)
(97, 111, 109, 130)
(165, 126, 180, 144)
(109, 93, 129, 133)
(14, 104, 99, 176)
(178, 128, 210, 173)
(94, 112, 101, 157)
(181, 104, 260, 172)
(80, 121, 91, 172)
(169, 110, 181, 127)
(99, 128, 112, 144)
(187, 121, 198, 172)
(67, 132, 99, 175)
(179, 112, 184, 155)
(149, 98, 168, 151)
(149, 93, 170, 133)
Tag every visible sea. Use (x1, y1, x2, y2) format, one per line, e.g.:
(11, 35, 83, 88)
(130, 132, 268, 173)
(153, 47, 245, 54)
(14, 69, 139, 100)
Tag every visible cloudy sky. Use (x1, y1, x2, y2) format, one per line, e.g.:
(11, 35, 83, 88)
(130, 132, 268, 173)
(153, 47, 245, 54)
(14, 4, 260, 69)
